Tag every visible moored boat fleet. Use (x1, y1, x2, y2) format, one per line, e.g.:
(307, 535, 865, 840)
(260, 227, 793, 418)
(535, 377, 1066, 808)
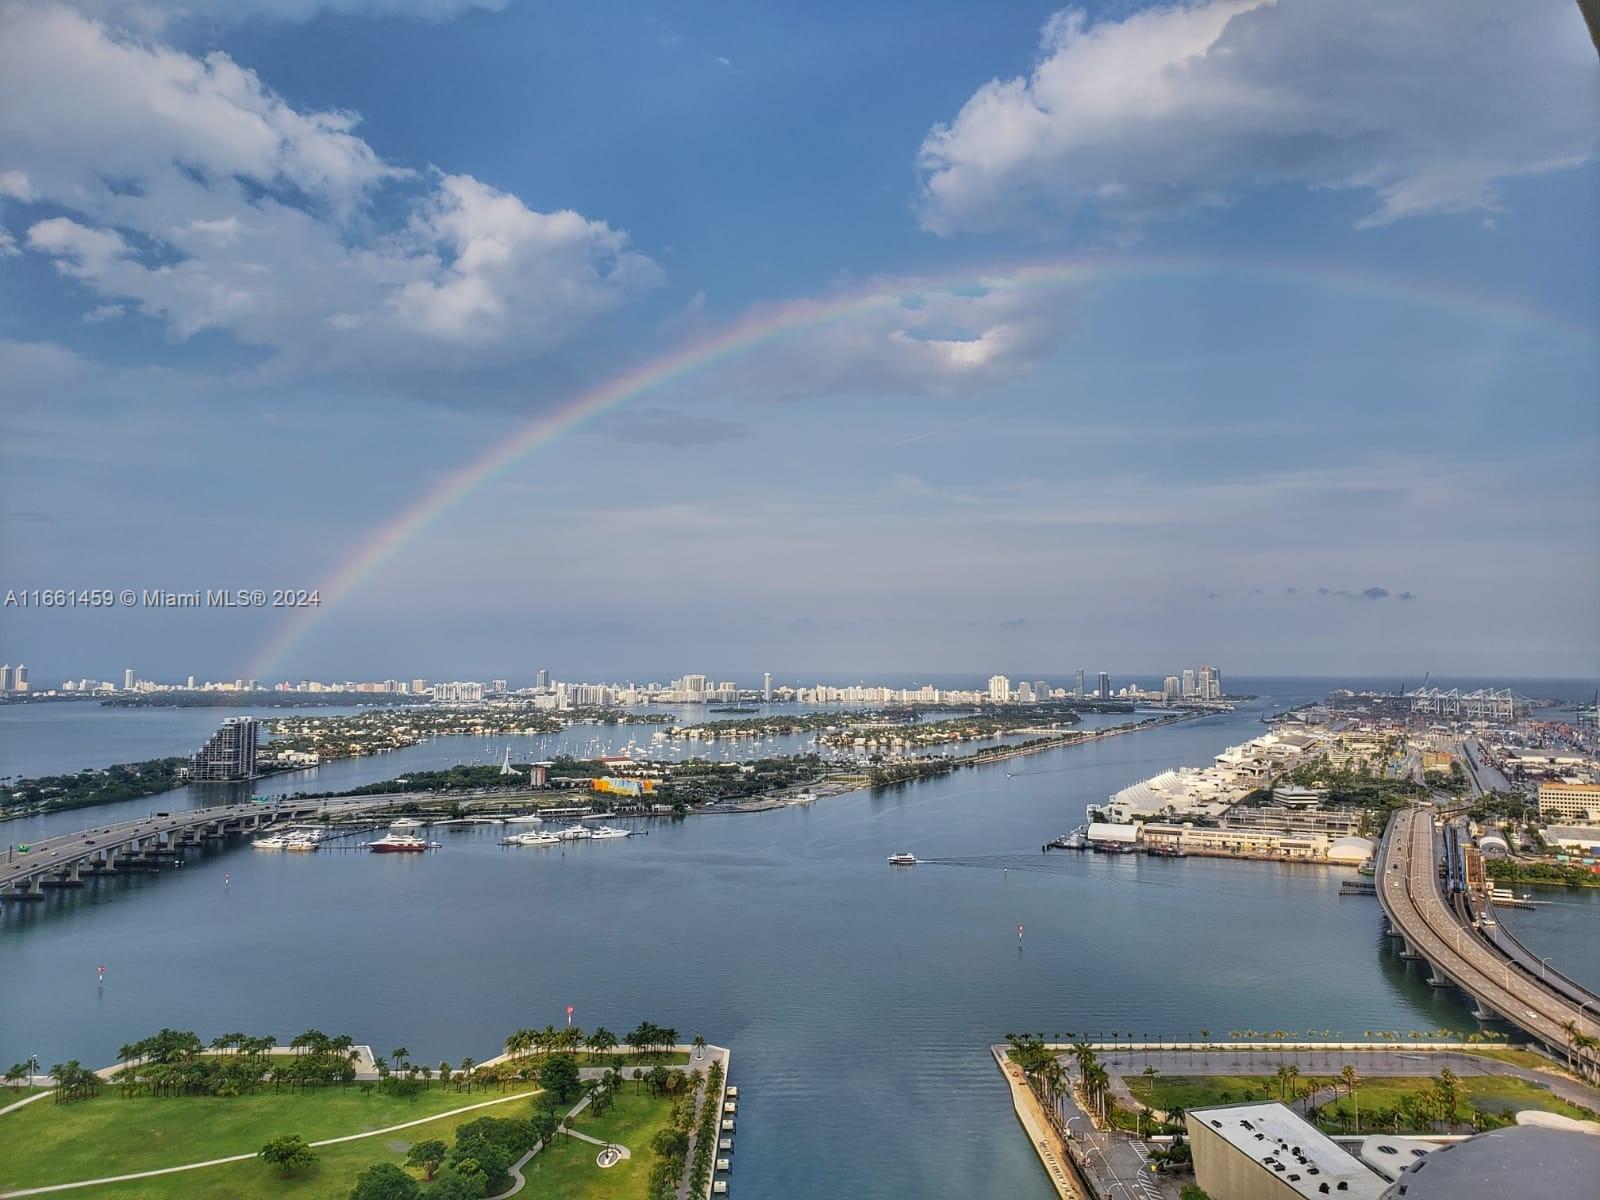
(502, 821, 632, 846)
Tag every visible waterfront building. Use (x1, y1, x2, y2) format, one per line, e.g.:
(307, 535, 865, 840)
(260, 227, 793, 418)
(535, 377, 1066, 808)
(433, 681, 486, 703)
(1199, 665, 1223, 699)
(535, 668, 549, 689)
(1016, 681, 1034, 703)
(1033, 680, 1048, 702)
(988, 675, 1011, 703)
(1182, 668, 1197, 698)
(123, 668, 135, 689)
(1186, 1103, 1386, 1199)
(1074, 668, 1085, 698)
(0, 664, 10, 692)
(189, 717, 260, 782)
(186, 675, 196, 689)
(13, 663, 27, 692)
(763, 672, 772, 702)
(1537, 780, 1600, 822)
(491, 678, 508, 694)
(1096, 671, 1111, 700)
(1163, 675, 1181, 701)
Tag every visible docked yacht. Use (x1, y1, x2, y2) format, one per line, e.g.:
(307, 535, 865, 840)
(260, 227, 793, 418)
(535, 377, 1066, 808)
(389, 817, 427, 829)
(503, 830, 561, 847)
(587, 825, 631, 840)
(555, 824, 592, 841)
(503, 813, 545, 825)
(369, 832, 430, 853)
(252, 834, 290, 850)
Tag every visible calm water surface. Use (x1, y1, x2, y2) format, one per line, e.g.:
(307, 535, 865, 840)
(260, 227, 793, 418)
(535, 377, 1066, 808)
(0, 681, 1590, 1199)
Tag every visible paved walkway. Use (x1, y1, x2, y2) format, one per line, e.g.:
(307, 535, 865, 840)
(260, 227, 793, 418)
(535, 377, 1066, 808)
(0, 1089, 537, 1198)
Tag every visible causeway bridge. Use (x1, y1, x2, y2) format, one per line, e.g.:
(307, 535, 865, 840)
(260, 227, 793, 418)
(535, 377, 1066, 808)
(1375, 804, 1599, 1080)
(0, 797, 410, 902)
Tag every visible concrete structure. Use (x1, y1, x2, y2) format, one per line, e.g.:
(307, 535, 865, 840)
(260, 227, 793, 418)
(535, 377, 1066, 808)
(1376, 806, 1600, 1079)
(1186, 1102, 1386, 1199)
(1536, 780, 1600, 822)
(1544, 825, 1600, 853)
(188, 716, 259, 782)
(1377, 1122, 1600, 1198)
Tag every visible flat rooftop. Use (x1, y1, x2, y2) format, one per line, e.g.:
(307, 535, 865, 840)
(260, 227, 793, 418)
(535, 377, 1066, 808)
(1191, 1102, 1386, 1199)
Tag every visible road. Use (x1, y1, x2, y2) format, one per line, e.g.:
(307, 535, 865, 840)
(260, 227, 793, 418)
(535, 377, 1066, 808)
(1377, 806, 1598, 1078)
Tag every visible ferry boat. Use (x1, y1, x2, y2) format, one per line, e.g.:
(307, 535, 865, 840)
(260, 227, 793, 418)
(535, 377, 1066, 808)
(503, 831, 560, 847)
(1044, 826, 1088, 851)
(887, 852, 918, 866)
(369, 832, 430, 853)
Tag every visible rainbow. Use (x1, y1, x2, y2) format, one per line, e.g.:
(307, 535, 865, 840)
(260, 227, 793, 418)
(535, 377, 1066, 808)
(246, 253, 1595, 679)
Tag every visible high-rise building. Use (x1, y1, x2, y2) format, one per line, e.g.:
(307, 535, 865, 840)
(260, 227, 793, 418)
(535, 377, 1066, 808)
(1074, 668, 1085, 698)
(1182, 669, 1197, 698)
(1163, 675, 1182, 701)
(190, 717, 259, 782)
(535, 668, 549, 689)
(1097, 672, 1111, 700)
(13, 663, 27, 693)
(412, 678, 429, 694)
(763, 672, 773, 703)
(186, 675, 196, 690)
(681, 674, 708, 701)
(1016, 681, 1034, 703)
(124, 668, 136, 690)
(491, 679, 508, 694)
(988, 674, 1011, 703)
(1033, 680, 1049, 703)
(1198, 666, 1223, 700)
(0, 665, 11, 692)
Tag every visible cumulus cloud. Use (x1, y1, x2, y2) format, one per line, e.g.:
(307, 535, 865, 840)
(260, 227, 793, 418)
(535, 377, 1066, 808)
(917, 0, 1599, 235)
(0, 4, 658, 374)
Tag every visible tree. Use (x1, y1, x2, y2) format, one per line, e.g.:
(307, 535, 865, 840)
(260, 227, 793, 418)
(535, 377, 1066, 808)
(405, 1139, 448, 1181)
(4, 1063, 27, 1092)
(1180, 1186, 1212, 1200)
(1340, 1065, 1361, 1132)
(588, 1027, 618, 1062)
(692, 1035, 707, 1060)
(259, 1134, 317, 1175)
(538, 1054, 581, 1104)
(348, 1162, 420, 1200)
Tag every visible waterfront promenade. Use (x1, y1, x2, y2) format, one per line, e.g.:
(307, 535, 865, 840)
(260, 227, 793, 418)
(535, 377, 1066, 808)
(1376, 806, 1600, 1077)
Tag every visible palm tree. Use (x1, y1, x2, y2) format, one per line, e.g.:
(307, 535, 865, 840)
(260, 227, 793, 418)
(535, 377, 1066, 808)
(390, 1047, 409, 1072)
(692, 1035, 707, 1060)
(459, 1057, 475, 1092)
(4, 1063, 28, 1092)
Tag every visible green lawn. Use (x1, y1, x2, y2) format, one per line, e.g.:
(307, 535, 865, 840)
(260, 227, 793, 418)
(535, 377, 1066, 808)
(23, 1096, 542, 1200)
(1138, 1073, 1593, 1132)
(518, 1090, 676, 1200)
(0, 1082, 539, 1192)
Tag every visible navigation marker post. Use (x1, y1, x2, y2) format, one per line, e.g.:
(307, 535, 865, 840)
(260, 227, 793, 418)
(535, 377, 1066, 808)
(566, 1004, 574, 1029)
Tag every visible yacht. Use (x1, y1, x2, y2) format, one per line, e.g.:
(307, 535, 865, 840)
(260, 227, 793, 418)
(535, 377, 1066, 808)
(887, 852, 918, 866)
(555, 824, 592, 841)
(503, 830, 561, 847)
(790, 792, 817, 805)
(588, 825, 631, 840)
(389, 817, 427, 829)
(503, 813, 545, 825)
(369, 832, 430, 853)
(282, 835, 321, 852)
(252, 835, 289, 850)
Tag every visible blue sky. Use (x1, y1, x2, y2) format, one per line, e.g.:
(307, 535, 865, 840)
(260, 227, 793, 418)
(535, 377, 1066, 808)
(1, 0, 1597, 684)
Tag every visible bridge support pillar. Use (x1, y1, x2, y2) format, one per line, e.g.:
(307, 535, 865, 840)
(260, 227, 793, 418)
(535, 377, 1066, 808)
(1399, 938, 1422, 960)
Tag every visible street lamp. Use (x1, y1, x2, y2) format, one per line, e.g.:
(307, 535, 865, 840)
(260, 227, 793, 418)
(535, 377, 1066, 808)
(1540, 956, 1552, 981)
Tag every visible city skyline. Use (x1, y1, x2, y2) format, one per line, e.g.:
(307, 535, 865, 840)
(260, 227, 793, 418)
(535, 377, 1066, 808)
(2, 0, 1597, 681)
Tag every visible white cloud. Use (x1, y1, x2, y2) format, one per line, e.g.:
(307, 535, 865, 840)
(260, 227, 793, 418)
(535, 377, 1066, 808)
(702, 274, 1080, 401)
(917, 0, 1600, 235)
(83, 303, 128, 323)
(0, 4, 658, 373)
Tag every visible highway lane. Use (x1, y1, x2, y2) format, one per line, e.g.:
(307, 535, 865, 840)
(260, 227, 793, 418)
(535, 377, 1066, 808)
(1378, 806, 1598, 1075)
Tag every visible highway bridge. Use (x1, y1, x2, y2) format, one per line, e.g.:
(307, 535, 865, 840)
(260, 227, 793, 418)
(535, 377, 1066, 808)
(0, 797, 412, 902)
(1376, 804, 1599, 1081)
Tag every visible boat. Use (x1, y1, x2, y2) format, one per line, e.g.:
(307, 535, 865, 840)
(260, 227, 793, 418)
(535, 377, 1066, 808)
(252, 835, 289, 850)
(369, 832, 430, 853)
(282, 836, 321, 851)
(588, 825, 631, 840)
(503, 831, 560, 847)
(503, 814, 545, 825)
(887, 852, 918, 866)
(790, 792, 817, 805)
(555, 824, 592, 841)
(389, 817, 426, 829)
(1044, 826, 1088, 851)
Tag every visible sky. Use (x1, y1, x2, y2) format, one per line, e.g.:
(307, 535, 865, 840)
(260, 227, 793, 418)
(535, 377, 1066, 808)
(1, 0, 1597, 686)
